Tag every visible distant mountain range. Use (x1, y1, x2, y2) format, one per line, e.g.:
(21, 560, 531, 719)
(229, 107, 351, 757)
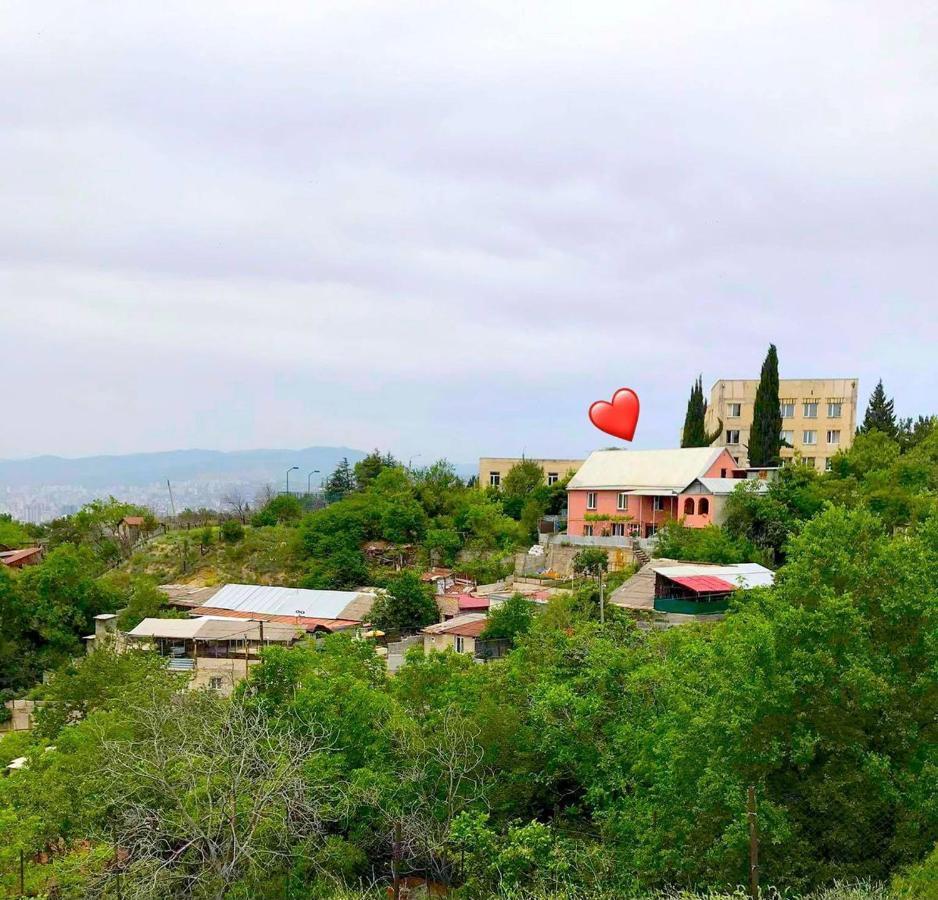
(0, 447, 370, 488)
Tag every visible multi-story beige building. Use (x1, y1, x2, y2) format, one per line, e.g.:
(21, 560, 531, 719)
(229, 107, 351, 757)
(478, 457, 584, 489)
(705, 378, 859, 471)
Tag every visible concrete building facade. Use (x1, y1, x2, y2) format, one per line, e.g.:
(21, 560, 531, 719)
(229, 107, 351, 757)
(478, 457, 583, 489)
(706, 378, 859, 471)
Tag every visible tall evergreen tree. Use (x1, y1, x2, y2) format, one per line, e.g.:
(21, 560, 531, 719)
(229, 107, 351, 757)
(748, 344, 782, 467)
(323, 458, 355, 503)
(681, 375, 723, 447)
(860, 379, 898, 439)
(681, 376, 706, 447)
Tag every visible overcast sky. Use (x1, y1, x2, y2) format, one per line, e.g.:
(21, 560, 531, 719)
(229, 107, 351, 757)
(1, 1, 935, 463)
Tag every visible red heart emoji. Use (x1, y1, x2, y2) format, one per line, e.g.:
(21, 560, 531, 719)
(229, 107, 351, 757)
(589, 388, 640, 441)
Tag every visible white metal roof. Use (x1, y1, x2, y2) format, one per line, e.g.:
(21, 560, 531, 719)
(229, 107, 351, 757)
(206, 584, 373, 619)
(568, 447, 727, 492)
(696, 477, 767, 495)
(127, 616, 299, 642)
(652, 562, 775, 590)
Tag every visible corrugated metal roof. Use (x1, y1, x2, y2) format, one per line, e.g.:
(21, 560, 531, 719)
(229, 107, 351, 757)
(457, 594, 490, 610)
(0, 547, 43, 566)
(423, 613, 488, 637)
(206, 584, 375, 619)
(653, 563, 774, 590)
(666, 575, 736, 593)
(190, 606, 359, 632)
(128, 616, 300, 642)
(695, 477, 767, 495)
(568, 447, 726, 491)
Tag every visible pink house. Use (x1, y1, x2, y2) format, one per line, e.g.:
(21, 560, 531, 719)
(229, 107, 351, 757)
(566, 447, 749, 539)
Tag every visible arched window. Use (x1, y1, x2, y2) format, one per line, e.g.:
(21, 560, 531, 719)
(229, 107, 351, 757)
(683, 497, 695, 516)
(698, 497, 710, 515)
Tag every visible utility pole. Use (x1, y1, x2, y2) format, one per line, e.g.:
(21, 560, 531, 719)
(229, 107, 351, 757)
(166, 480, 177, 520)
(747, 785, 760, 900)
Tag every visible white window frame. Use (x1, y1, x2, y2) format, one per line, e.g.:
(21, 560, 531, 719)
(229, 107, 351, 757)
(826, 429, 840, 444)
(454, 635, 465, 653)
(727, 402, 741, 418)
(611, 522, 625, 536)
(547, 472, 559, 486)
(803, 430, 817, 445)
(489, 471, 500, 488)
(652, 496, 666, 512)
(801, 457, 815, 467)
(803, 402, 819, 419)
(726, 429, 740, 445)
(583, 524, 593, 537)
(825, 458, 833, 472)
(209, 677, 223, 691)
(780, 430, 793, 445)
(586, 491, 597, 510)
(780, 401, 795, 418)
(616, 492, 628, 510)
(827, 401, 842, 418)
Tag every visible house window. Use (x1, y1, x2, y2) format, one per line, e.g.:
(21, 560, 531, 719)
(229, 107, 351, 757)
(628, 523, 641, 537)
(803, 402, 818, 418)
(825, 458, 833, 472)
(803, 430, 817, 445)
(827, 400, 843, 418)
(454, 636, 465, 653)
(209, 677, 223, 691)
(827, 429, 840, 444)
(780, 429, 793, 445)
(547, 472, 559, 485)
(586, 492, 597, 510)
(720, 468, 727, 478)
(489, 471, 500, 488)
(727, 402, 741, 418)
(683, 497, 695, 516)
(653, 496, 666, 511)
(616, 492, 628, 510)
(726, 429, 740, 445)
(801, 457, 815, 467)
(583, 524, 593, 537)
(611, 523, 625, 536)
(698, 497, 710, 515)
(780, 401, 795, 418)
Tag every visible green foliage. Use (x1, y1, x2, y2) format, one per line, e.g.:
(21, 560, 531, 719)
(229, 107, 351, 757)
(369, 570, 438, 634)
(0, 513, 31, 549)
(681, 375, 721, 448)
(860, 378, 898, 439)
(220, 518, 245, 543)
(655, 520, 758, 564)
(480, 593, 535, 643)
(353, 449, 398, 490)
(252, 492, 303, 526)
(749, 343, 783, 466)
(572, 546, 609, 576)
(324, 456, 356, 503)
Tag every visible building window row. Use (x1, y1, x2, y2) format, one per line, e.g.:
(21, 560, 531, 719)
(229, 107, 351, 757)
(780, 400, 844, 419)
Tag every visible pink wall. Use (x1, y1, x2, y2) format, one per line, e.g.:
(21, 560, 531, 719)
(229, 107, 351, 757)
(565, 449, 742, 536)
(567, 490, 679, 537)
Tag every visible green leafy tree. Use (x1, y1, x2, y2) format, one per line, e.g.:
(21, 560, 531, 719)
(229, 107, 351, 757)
(655, 520, 758, 564)
(480, 593, 534, 644)
(251, 493, 303, 526)
(897, 414, 936, 453)
(748, 343, 783, 466)
(572, 546, 608, 578)
(354, 449, 398, 491)
(369, 570, 438, 634)
(0, 514, 31, 549)
(860, 378, 899, 438)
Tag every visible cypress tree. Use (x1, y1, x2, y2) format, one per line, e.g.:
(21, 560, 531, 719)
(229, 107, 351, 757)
(748, 344, 782, 467)
(860, 379, 898, 438)
(681, 376, 707, 447)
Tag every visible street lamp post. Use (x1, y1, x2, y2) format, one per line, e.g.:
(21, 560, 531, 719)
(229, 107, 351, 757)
(285, 466, 299, 495)
(307, 469, 320, 494)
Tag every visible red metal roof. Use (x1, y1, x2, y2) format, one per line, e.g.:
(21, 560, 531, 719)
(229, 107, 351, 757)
(457, 594, 490, 610)
(438, 618, 490, 638)
(0, 547, 42, 566)
(190, 606, 360, 632)
(665, 575, 736, 593)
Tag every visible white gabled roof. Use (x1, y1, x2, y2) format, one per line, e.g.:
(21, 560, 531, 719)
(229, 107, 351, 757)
(127, 616, 299, 642)
(206, 584, 374, 620)
(652, 562, 775, 590)
(568, 447, 727, 492)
